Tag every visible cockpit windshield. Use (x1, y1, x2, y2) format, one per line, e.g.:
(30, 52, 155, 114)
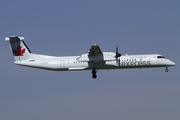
(157, 56, 166, 59)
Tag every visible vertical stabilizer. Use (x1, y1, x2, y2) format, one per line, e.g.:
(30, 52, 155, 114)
(5, 36, 34, 61)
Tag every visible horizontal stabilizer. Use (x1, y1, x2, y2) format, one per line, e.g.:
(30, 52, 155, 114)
(5, 36, 24, 41)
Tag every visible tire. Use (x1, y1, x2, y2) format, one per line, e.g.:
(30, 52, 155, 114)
(92, 74, 97, 79)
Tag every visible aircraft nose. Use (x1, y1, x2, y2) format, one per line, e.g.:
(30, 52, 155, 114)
(166, 60, 175, 66)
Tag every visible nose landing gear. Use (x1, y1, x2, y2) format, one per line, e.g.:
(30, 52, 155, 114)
(92, 69, 97, 79)
(165, 67, 169, 72)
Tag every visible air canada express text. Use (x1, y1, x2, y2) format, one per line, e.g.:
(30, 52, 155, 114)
(121, 61, 151, 67)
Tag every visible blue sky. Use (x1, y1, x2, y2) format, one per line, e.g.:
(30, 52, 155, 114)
(1, 0, 180, 120)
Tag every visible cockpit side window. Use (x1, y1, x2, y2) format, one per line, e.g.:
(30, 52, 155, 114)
(157, 56, 165, 59)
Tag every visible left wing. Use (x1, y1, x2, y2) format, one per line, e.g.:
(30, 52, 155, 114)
(88, 45, 102, 56)
(77, 45, 115, 62)
(77, 44, 103, 61)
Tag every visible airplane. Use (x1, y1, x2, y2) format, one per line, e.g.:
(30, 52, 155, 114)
(5, 36, 175, 79)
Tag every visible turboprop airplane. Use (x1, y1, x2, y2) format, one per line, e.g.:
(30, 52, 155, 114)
(5, 36, 175, 79)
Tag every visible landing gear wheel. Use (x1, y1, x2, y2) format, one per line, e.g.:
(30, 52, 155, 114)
(91, 69, 97, 79)
(92, 74, 97, 79)
(165, 67, 169, 72)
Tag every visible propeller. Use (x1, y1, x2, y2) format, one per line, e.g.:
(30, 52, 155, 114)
(115, 46, 121, 65)
(115, 46, 121, 58)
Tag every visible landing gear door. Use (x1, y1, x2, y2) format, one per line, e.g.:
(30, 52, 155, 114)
(118, 58, 120, 67)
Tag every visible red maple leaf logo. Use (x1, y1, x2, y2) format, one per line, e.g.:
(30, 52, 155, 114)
(12, 46, 25, 56)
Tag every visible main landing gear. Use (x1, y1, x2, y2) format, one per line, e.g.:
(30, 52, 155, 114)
(92, 68, 97, 79)
(165, 67, 169, 72)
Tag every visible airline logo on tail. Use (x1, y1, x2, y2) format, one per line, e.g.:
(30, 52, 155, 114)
(12, 46, 26, 56)
(5, 36, 33, 61)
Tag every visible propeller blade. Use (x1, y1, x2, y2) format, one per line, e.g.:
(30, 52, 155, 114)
(116, 46, 118, 54)
(115, 46, 121, 66)
(115, 46, 121, 58)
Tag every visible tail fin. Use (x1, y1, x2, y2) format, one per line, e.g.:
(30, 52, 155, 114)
(5, 36, 34, 61)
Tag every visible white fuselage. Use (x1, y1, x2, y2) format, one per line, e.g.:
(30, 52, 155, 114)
(14, 53, 175, 71)
(5, 36, 175, 79)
